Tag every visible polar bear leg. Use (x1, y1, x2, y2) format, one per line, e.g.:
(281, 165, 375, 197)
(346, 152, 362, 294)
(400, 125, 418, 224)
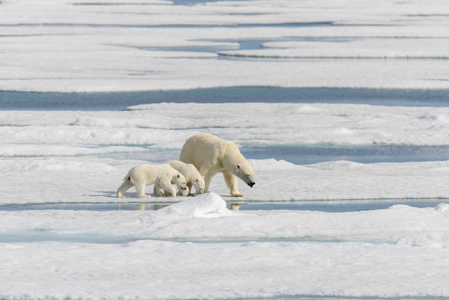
(223, 170, 243, 197)
(187, 182, 194, 196)
(159, 180, 177, 197)
(135, 181, 151, 198)
(153, 183, 158, 196)
(117, 181, 134, 198)
(203, 172, 213, 194)
(153, 183, 165, 196)
(200, 164, 216, 194)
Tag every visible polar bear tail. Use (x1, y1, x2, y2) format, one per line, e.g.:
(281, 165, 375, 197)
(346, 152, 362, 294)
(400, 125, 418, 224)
(123, 173, 132, 183)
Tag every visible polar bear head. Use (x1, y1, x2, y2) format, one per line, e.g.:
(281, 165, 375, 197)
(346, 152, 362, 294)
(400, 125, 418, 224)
(234, 161, 255, 188)
(183, 163, 205, 194)
(173, 173, 187, 192)
(222, 142, 255, 188)
(192, 174, 206, 194)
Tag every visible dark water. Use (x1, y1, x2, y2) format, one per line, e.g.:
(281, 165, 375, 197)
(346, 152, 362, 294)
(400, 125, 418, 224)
(0, 230, 137, 244)
(98, 143, 449, 166)
(102, 143, 449, 165)
(2, 87, 449, 111)
(236, 199, 449, 212)
(1, 198, 448, 213)
(2, 87, 449, 164)
(241, 144, 449, 164)
(72, 0, 249, 5)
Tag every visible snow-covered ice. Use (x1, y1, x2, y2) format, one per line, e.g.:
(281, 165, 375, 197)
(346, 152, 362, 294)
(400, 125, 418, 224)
(1, 0, 449, 91)
(2, 103, 449, 299)
(1, 194, 449, 299)
(2, 0, 449, 299)
(4, 103, 449, 203)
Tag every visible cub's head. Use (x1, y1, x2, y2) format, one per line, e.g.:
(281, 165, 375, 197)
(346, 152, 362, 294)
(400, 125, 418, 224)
(186, 163, 205, 194)
(193, 175, 206, 194)
(173, 173, 187, 192)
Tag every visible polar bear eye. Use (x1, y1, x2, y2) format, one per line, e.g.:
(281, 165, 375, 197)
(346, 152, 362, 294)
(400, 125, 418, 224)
(177, 174, 180, 178)
(237, 164, 241, 169)
(196, 179, 199, 182)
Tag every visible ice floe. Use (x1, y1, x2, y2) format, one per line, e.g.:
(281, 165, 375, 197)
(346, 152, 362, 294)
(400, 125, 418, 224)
(2, 0, 449, 299)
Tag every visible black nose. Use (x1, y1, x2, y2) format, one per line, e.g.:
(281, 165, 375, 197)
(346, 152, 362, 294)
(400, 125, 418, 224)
(248, 182, 255, 188)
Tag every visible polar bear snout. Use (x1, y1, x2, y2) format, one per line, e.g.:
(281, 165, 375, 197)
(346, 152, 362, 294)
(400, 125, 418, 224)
(245, 175, 255, 188)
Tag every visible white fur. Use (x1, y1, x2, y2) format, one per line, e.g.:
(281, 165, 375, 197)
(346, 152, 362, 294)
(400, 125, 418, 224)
(154, 160, 205, 196)
(179, 133, 255, 197)
(117, 163, 187, 198)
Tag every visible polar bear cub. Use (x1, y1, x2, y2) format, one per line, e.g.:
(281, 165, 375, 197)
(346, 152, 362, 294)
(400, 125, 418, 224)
(154, 160, 205, 197)
(117, 163, 187, 198)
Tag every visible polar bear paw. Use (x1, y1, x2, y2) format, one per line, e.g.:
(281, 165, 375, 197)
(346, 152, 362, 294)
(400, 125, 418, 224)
(231, 192, 244, 197)
(138, 194, 152, 198)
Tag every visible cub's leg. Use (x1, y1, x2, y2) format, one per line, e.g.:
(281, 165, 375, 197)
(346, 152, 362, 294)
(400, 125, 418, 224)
(159, 180, 177, 197)
(187, 182, 194, 196)
(135, 180, 151, 198)
(153, 183, 165, 196)
(117, 181, 134, 198)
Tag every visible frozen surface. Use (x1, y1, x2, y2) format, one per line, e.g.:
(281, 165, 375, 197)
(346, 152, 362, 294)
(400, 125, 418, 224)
(1, 194, 449, 299)
(2, 0, 449, 299)
(222, 38, 449, 59)
(1, 0, 449, 92)
(4, 103, 449, 203)
(6, 102, 449, 148)
(2, 103, 449, 298)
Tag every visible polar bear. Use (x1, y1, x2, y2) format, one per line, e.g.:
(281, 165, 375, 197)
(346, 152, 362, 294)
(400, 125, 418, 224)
(153, 160, 205, 197)
(179, 133, 255, 197)
(117, 163, 187, 198)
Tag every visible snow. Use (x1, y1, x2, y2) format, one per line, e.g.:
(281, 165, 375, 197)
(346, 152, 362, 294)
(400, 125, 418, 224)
(2, 103, 449, 298)
(1, 195, 449, 298)
(153, 192, 230, 218)
(2, 0, 449, 299)
(1, 0, 449, 92)
(222, 38, 449, 59)
(5, 103, 449, 149)
(4, 103, 449, 203)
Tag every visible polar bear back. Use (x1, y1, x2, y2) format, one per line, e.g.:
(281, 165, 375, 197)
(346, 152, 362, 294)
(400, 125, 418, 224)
(164, 160, 200, 182)
(128, 163, 177, 185)
(179, 133, 225, 173)
(179, 133, 251, 176)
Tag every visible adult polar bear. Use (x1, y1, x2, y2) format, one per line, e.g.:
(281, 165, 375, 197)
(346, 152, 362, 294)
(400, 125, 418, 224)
(179, 133, 255, 197)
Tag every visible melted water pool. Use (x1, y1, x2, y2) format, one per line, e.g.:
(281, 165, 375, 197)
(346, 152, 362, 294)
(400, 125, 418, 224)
(241, 144, 449, 164)
(1, 198, 448, 213)
(98, 143, 449, 166)
(2, 87, 449, 111)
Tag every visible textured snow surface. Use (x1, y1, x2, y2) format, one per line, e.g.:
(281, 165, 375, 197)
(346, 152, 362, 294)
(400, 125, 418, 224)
(1, 195, 449, 299)
(1, 0, 449, 92)
(2, 0, 449, 299)
(4, 103, 449, 203)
